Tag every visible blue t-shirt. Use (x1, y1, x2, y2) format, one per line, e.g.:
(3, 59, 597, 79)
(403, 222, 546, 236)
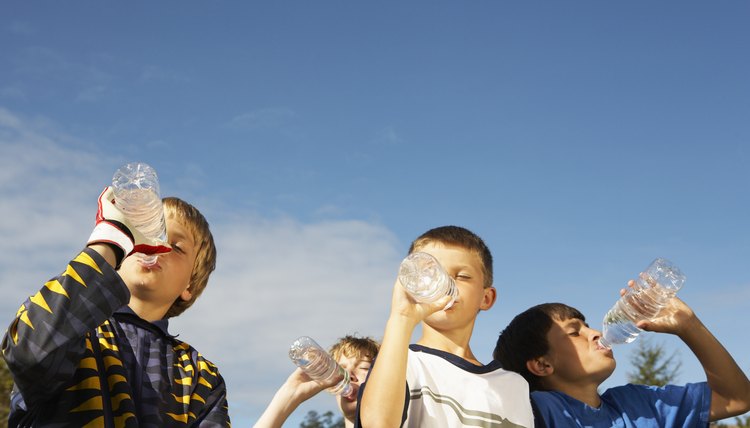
(532, 382, 711, 427)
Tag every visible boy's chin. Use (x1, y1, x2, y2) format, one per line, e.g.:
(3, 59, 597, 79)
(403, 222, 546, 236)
(595, 362, 617, 384)
(124, 276, 160, 294)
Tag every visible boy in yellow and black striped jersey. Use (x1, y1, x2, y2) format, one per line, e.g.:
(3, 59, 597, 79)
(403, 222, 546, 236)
(1, 186, 230, 427)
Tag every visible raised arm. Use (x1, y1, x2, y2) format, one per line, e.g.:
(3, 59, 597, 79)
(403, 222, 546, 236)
(358, 279, 449, 428)
(638, 295, 750, 421)
(254, 368, 329, 428)
(1, 248, 130, 405)
(1, 186, 170, 406)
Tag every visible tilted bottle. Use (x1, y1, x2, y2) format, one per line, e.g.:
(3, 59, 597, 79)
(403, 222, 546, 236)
(111, 162, 168, 266)
(289, 336, 355, 399)
(398, 252, 458, 308)
(598, 258, 686, 349)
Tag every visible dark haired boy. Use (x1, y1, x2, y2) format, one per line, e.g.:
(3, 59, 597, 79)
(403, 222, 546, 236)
(494, 298, 750, 427)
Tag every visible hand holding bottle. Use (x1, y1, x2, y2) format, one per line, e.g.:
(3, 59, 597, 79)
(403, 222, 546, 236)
(87, 186, 171, 268)
(599, 258, 686, 348)
(288, 336, 356, 400)
(623, 280, 697, 338)
(281, 367, 331, 401)
(398, 252, 458, 308)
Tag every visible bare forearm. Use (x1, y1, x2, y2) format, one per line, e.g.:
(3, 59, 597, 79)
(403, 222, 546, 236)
(360, 316, 415, 428)
(254, 382, 308, 428)
(680, 317, 750, 420)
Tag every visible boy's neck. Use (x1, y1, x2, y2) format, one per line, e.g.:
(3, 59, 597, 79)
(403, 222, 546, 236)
(127, 299, 169, 322)
(546, 381, 602, 408)
(417, 325, 482, 365)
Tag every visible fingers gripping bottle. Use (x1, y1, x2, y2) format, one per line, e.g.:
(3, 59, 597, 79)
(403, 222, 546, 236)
(398, 252, 458, 309)
(111, 162, 168, 266)
(598, 258, 686, 349)
(289, 336, 356, 400)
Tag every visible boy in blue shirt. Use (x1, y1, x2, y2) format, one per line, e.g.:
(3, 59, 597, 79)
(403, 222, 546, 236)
(493, 294, 750, 427)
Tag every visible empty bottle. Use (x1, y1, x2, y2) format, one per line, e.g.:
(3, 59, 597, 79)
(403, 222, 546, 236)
(111, 162, 168, 266)
(289, 336, 355, 399)
(599, 258, 686, 349)
(398, 252, 458, 308)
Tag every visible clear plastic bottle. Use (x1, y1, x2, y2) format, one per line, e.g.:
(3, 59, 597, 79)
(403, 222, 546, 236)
(289, 336, 355, 399)
(398, 252, 458, 308)
(599, 258, 686, 349)
(111, 162, 168, 266)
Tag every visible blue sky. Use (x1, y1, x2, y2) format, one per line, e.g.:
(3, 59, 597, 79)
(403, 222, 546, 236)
(1, 2, 748, 425)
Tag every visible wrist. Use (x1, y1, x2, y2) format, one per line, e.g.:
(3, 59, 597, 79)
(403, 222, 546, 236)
(677, 315, 706, 341)
(387, 312, 420, 332)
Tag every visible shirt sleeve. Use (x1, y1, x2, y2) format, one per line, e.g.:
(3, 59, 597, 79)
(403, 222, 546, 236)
(1, 248, 130, 406)
(193, 359, 232, 427)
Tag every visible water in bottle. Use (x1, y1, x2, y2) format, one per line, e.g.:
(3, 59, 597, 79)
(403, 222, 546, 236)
(598, 258, 686, 349)
(398, 252, 458, 308)
(289, 336, 355, 399)
(111, 162, 168, 266)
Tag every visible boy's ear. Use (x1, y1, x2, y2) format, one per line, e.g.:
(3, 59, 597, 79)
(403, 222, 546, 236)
(526, 357, 553, 377)
(479, 286, 497, 311)
(179, 284, 193, 302)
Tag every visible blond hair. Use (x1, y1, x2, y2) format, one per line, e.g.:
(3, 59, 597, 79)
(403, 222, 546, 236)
(162, 197, 217, 318)
(408, 225, 493, 288)
(329, 335, 380, 363)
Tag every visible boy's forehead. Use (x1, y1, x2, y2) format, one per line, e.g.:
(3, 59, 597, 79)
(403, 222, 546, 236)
(416, 242, 480, 260)
(553, 316, 587, 327)
(166, 216, 196, 242)
(339, 350, 374, 362)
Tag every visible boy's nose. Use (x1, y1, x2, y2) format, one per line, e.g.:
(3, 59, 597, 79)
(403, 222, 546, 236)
(585, 326, 602, 342)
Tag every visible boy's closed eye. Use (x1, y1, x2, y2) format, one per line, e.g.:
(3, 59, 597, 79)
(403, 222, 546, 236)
(565, 319, 589, 336)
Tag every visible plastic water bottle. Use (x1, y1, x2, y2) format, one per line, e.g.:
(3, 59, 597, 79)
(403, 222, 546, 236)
(398, 252, 458, 308)
(289, 336, 355, 399)
(598, 258, 686, 349)
(111, 162, 168, 266)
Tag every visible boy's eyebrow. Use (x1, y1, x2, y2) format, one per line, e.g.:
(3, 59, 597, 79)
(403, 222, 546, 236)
(562, 318, 585, 328)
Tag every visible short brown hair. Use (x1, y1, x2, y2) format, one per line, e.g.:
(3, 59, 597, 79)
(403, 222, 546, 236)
(162, 197, 217, 318)
(329, 335, 380, 363)
(408, 225, 493, 288)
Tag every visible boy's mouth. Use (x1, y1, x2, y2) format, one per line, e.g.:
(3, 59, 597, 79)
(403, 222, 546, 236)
(595, 343, 614, 356)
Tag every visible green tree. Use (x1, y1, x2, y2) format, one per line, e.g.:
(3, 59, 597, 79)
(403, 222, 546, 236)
(733, 414, 750, 427)
(299, 410, 344, 428)
(626, 337, 681, 386)
(1, 356, 14, 422)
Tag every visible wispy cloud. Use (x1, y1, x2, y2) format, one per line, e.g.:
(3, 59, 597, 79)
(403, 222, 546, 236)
(10, 47, 117, 103)
(171, 214, 399, 409)
(0, 107, 112, 308)
(6, 21, 36, 36)
(371, 125, 404, 146)
(225, 108, 297, 130)
(139, 65, 190, 84)
(0, 84, 27, 100)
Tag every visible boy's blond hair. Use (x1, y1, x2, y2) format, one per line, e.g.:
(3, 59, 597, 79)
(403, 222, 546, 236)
(329, 335, 380, 363)
(408, 225, 493, 288)
(162, 197, 217, 319)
